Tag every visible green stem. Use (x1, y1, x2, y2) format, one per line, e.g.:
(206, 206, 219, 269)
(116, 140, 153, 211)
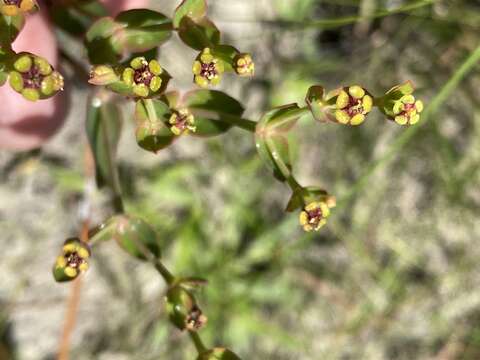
(154, 260, 175, 285)
(265, 137, 303, 192)
(222, 114, 257, 132)
(189, 331, 207, 354)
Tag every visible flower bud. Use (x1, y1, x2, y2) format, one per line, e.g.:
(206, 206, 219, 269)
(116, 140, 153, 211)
(197, 348, 241, 360)
(8, 53, 63, 101)
(53, 238, 91, 282)
(377, 81, 423, 125)
(0, 0, 38, 16)
(88, 65, 119, 86)
(332, 85, 373, 125)
(169, 108, 196, 135)
(165, 285, 207, 332)
(192, 48, 224, 88)
(233, 53, 254, 77)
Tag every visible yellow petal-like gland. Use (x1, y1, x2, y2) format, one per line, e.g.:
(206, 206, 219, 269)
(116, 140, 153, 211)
(55, 255, 67, 268)
(20, 0, 36, 12)
(14, 56, 32, 73)
(362, 95, 373, 113)
(41, 76, 54, 96)
(22, 88, 40, 102)
(348, 85, 365, 99)
(77, 247, 90, 259)
(336, 90, 350, 109)
(393, 101, 403, 115)
(192, 61, 202, 75)
(63, 243, 76, 253)
(148, 60, 162, 75)
(335, 110, 350, 124)
(64, 267, 78, 278)
(410, 114, 420, 125)
(394, 115, 408, 125)
(194, 75, 209, 88)
(402, 94, 415, 104)
(415, 100, 424, 113)
(149, 76, 162, 92)
(34, 57, 52, 76)
(299, 211, 308, 226)
(122, 68, 134, 86)
(9, 71, 24, 92)
(133, 84, 149, 97)
(350, 114, 365, 125)
(78, 262, 89, 272)
(130, 57, 146, 70)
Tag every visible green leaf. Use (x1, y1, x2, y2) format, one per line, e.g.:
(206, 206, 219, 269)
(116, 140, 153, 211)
(135, 99, 175, 153)
(50, 1, 107, 36)
(183, 89, 244, 136)
(305, 85, 332, 122)
(110, 215, 162, 260)
(0, 14, 25, 46)
(178, 16, 220, 50)
(212, 44, 238, 72)
(173, 0, 207, 28)
(255, 104, 304, 183)
(86, 96, 123, 189)
(113, 9, 173, 53)
(85, 17, 123, 64)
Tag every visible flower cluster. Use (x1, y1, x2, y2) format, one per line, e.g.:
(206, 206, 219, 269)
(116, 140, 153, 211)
(299, 201, 331, 232)
(193, 48, 224, 88)
(169, 108, 196, 135)
(53, 238, 90, 282)
(0, 0, 37, 16)
(233, 53, 254, 77)
(378, 81, 424, 125)
(8, 54, 64, 101)
(334, 85, 373, 125)
(122, 57, 163, 98)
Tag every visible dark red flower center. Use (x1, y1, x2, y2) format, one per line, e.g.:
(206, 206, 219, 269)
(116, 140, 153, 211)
(134, 66, 154, 86)
(22, 66, 44, 89)
(307, 207, 323, 225)
(186, 305, 205, 330)
(345, 96, 364, 117)
(65, 252, 85, 268)
(200, 62, 217, 80)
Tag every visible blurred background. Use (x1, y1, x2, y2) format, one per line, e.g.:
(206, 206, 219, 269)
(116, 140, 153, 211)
(2, 0, 480, 359)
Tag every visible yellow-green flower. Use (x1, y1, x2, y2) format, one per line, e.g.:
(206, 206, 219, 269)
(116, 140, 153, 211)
(53, 238, 90, 282)
(122, 57, 163, 97)
(0, 0, 37, 16)
(192, 48, 224, 88)
(299, 201, 330, 232)
(8, 54, 64, 101)
(233, 53, 254, 77)
(334, 85, 373, 125)
(378, 81, 424, 126)
(169, 108, 196, 135)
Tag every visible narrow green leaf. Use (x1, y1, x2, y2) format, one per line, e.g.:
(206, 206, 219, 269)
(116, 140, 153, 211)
(85, 17, 123, 64)
(86, 96, 123, 189)
(173, 0, 207, 28)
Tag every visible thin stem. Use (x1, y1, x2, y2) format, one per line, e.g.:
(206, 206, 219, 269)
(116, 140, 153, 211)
(221, 114, 257, 132)
(189, 330, 207, 354)
(154, 260, 175, 285)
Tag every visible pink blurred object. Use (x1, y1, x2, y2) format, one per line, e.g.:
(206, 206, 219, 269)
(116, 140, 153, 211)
(0, 0, 150, 151)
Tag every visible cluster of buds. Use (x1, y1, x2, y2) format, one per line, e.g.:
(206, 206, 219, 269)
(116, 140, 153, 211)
(333, 85, 373, 125)
(377, 81, 424, 125)
(169, 108, 196, 135)
(233, 53, 254, 77)
(0, 0, 37, 16)
(8, 53, 64, 101)
(193, 48, 224, 88)
(197, 348, 241, 360)
(166, 285, 207, 332)
(53, 238, 90, 282)
(122, 57, 163, 98)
